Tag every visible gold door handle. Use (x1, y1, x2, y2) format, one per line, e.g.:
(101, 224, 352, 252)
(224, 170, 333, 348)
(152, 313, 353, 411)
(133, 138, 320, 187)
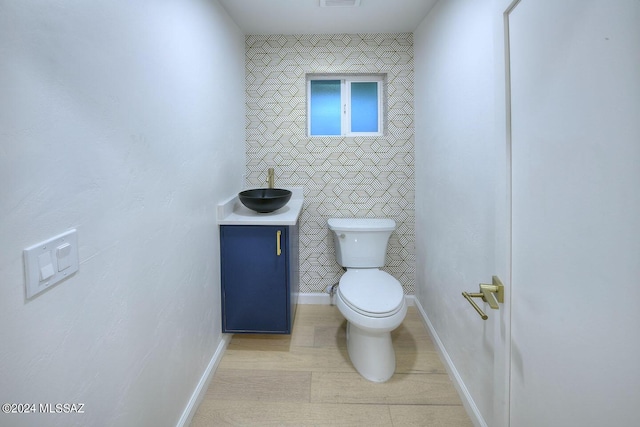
(462, 276, 504, 320)
(480, 284, 500, 309)
(276, 230, 282, 256)
(462, 292, 488, 320)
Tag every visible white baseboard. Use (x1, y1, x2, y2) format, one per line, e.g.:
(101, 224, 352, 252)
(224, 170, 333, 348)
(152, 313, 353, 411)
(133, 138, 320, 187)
(176, 333, 232, 427)
(413, 299, 486, 427)
(297, 292, 332, 304)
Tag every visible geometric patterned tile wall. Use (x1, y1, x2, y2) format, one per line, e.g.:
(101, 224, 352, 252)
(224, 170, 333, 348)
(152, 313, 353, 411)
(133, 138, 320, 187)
(245, 33, 415, 294)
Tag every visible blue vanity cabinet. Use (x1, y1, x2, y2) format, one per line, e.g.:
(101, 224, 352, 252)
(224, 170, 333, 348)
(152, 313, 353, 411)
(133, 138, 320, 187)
(220, 224, 298, 334)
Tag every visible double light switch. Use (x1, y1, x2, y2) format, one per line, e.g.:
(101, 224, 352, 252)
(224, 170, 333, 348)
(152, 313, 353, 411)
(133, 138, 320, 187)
(24, 229, 79, 298)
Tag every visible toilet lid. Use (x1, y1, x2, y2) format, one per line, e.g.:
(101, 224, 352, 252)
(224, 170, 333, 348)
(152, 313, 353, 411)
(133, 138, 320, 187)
(338, 270, 404, 317)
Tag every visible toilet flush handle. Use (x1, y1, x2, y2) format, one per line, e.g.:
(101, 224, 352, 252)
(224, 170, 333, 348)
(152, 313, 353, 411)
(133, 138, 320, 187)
(339, 233, 345, 239)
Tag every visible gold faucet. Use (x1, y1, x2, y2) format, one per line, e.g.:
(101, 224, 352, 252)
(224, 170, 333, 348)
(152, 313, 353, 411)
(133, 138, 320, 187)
(267, 168, 275, 188)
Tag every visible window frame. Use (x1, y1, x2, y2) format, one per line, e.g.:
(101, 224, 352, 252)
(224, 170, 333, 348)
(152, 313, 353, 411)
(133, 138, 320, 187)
(307, 74, 384, 137)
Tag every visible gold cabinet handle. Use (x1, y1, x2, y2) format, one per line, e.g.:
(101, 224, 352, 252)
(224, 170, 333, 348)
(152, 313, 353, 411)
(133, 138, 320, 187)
(462, 276, 504, 320)
(276, 230, 282, 256)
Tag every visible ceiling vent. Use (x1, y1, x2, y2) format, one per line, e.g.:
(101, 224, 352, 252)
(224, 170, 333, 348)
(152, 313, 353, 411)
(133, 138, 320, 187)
(320, 0, 361, 7)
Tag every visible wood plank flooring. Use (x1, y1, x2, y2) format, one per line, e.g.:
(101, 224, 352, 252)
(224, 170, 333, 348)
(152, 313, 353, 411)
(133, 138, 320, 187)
(190, 304, 473, 426)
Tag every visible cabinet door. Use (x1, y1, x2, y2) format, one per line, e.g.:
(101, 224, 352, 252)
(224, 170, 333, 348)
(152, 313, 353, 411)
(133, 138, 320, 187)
(221, 225, 289, 333)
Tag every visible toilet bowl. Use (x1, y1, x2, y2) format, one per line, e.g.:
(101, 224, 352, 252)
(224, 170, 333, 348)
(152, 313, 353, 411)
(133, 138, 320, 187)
(336, 269, 407, 382)
(328, 218, 407, 382)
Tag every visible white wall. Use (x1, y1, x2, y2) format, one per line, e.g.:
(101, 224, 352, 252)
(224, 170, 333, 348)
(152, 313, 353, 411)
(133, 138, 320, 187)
(0, 1, 245, 426)
(416, 2, 640, 427)
(509, 1, 640, 425)
(414, 0, 509, 425)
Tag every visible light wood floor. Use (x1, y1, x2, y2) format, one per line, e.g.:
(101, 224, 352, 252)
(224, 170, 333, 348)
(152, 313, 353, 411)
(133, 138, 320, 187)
(190, 304, 473, 426)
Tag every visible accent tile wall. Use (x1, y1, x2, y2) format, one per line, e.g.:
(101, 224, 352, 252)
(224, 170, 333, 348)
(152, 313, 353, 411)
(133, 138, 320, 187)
(245, 33, 415, 294)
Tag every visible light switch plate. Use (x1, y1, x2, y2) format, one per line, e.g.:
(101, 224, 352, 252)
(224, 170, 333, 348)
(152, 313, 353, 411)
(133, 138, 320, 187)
(24, 229, 79, 299)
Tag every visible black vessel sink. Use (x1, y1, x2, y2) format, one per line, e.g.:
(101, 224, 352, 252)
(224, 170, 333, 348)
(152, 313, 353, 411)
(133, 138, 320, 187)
(238, 188, 292, 213)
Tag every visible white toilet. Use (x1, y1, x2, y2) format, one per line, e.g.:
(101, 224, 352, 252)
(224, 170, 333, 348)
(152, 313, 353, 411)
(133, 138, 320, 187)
(327, 218, 407, 382)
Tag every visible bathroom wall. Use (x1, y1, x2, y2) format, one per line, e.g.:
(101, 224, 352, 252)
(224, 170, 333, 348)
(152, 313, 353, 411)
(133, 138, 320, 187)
(414, 0, 508, 425)
(415, 1, 640, 426)
(0, 1, 244, 426)
(244, 33, 415, 294)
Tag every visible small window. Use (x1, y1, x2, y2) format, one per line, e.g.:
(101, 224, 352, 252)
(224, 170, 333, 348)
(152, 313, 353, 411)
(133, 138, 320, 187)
(307, 75, 383, 137)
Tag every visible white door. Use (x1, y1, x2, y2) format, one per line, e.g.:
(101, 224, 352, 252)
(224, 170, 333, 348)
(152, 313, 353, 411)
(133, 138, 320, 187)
(508, 1, 640, 426)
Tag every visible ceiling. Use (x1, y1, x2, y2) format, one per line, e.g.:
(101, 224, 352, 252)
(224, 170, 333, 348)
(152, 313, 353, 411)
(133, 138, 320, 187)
(218, 0, 438, 35)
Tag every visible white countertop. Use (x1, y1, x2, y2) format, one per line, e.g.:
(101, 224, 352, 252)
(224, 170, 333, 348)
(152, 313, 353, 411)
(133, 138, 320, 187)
(217, 187, 304, 225)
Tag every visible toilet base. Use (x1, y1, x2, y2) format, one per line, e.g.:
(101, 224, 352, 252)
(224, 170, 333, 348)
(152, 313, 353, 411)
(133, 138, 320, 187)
(346, 322, 396, 382)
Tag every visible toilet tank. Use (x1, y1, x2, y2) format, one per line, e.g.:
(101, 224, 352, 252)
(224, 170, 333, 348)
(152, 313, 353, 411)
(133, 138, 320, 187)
(327, 218, 396, 268)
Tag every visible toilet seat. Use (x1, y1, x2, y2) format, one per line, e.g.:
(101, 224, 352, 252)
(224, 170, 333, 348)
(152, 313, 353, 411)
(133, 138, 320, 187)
(337, 269, 404, 318)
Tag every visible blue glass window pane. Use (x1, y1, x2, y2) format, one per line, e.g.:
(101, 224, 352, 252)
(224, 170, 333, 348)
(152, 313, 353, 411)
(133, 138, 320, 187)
(350, 82, 378, 132)
(310, 80, 341, 136)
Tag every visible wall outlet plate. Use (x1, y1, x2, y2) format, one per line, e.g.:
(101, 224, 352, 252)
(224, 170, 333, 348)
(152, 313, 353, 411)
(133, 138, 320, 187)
(24, 229, 79, 299)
